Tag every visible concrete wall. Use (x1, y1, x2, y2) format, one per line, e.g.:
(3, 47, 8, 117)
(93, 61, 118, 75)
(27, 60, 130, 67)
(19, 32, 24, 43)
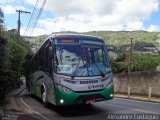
(114, 71, 160, 97)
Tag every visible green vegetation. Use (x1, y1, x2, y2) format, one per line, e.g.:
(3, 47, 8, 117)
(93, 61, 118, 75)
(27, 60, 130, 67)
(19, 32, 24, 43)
(85, 31, 160, 47)
(30, 31, 160, 48)
(111, 54, 160, 73)
(0, 8, 32, 105)
(131, 54, 160, 71)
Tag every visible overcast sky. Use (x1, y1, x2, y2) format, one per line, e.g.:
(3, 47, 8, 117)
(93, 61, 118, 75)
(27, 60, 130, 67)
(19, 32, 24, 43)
(0, 0, 160, 36)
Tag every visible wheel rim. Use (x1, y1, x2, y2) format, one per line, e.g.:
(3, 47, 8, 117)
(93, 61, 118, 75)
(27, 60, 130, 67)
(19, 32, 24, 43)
(42, 91, 46, 103)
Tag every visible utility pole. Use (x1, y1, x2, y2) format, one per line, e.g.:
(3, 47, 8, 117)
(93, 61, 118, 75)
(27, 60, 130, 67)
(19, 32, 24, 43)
(16, 10, 31, 35)
(128, 37, 133, 72)
(125, 32, 134, 72)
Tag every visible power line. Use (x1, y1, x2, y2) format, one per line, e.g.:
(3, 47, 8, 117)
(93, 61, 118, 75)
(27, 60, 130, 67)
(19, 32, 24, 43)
(23, 0, 39, 36)
(23, 0, 46, 36)
(30, 0, 46, 36)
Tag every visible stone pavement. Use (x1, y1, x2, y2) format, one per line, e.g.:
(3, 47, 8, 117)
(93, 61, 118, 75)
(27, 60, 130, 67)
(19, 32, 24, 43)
(0, 84, 41, 120)
(0, 84, 26, 114)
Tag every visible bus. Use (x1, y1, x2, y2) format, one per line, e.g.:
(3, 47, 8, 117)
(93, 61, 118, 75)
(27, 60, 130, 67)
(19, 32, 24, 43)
(26, 34, 114, 106)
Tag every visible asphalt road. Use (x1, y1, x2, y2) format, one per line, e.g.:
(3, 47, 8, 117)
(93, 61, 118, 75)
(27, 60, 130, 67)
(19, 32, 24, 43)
(19, 89, 160, 120)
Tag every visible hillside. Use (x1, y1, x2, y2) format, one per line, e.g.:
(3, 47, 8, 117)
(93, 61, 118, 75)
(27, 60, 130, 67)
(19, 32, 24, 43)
(27, 31, 160, 45)
(25, 31, 160, 53)
(86, 31, 160, 47)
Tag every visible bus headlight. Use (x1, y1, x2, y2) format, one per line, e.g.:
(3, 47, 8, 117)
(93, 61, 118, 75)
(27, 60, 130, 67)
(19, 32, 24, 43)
(60, 99, 64, 104)
(55, 84, 71, 93)
(110, 94, 113, 97)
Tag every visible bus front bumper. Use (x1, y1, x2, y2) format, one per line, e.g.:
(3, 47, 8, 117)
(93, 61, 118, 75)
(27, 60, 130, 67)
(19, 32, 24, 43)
(55, 85, 114, 106)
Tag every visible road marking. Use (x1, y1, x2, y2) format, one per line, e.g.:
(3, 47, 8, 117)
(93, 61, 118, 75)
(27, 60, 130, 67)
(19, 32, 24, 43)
(20, 97, 50, 120)
(115, 97, 160, 105)
(20, 97, 33, 110)
(98, 102, 160, 115)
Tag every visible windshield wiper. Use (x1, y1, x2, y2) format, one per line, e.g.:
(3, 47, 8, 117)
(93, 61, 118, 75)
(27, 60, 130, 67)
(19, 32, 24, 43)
(94, 63, 105, 78)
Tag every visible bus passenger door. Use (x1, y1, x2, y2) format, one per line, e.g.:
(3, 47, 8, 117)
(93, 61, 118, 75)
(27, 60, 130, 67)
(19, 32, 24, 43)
(45, 42, 55, 104)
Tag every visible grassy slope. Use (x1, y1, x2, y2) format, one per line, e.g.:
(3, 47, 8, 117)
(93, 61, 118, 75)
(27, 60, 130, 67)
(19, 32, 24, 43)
(27, 31, 160, 47)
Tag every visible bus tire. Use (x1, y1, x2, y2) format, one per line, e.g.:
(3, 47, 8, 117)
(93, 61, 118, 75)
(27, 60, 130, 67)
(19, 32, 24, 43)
(41, 86, 49, 107)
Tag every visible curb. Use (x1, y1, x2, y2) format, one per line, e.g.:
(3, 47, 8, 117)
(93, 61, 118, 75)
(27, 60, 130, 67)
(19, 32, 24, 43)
(14, 88, 26, 97)
(115, 94, 160, 103)
(9, 85, 26, 97)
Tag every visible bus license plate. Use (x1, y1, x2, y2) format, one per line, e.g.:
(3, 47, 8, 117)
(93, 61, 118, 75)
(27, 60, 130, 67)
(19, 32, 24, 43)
(86, 99, 95, 104)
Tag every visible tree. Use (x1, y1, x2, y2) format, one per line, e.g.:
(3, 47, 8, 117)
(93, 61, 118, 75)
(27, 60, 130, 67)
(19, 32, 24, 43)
(0, 8, 4, 22)
(0, 18, 32, 104)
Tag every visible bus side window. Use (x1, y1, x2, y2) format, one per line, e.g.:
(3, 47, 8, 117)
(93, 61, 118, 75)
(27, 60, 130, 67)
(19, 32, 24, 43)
(45, 42, 53, 76)
(39, 47, 44, 70)
(53, 45, 57, 72)
(48, 46, 53, 75)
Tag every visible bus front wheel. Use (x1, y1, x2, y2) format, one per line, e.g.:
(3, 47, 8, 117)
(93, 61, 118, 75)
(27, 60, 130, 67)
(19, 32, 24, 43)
(41, 87, 49, 107)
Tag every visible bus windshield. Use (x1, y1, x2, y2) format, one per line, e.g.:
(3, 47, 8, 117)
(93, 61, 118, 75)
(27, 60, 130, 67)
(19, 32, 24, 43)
(55, 41, 110, 77)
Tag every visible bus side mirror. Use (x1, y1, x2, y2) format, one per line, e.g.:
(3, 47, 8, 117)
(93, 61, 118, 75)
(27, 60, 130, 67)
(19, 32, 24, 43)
(107, 47, 118, 60)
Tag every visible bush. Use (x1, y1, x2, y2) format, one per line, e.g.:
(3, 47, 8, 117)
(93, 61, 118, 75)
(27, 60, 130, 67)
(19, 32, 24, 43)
(0, 30, 32, 105)
(131, 54, 160, 71)
(110, 54, 160, 74)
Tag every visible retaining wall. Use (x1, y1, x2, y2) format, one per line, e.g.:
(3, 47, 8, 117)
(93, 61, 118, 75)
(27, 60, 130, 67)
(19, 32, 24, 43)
(113, 71, 160, 98)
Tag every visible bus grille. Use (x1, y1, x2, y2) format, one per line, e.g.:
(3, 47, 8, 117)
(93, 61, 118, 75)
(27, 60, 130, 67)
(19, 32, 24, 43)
(79, 80, 98, 84)
(64, 79, 99, 84)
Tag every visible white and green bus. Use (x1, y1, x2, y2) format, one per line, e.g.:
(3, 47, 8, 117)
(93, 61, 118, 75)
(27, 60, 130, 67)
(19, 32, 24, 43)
(26, 34, 114, 106)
